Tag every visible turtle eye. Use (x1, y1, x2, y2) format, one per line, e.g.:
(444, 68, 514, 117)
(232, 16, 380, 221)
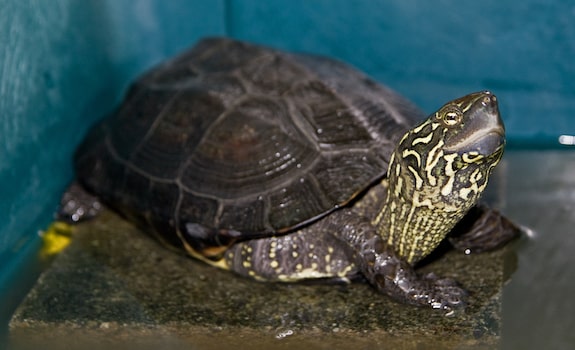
(438, 108, 463, 127)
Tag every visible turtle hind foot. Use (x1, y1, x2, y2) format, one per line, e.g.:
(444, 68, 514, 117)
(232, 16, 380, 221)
(58, 182, 103, 223)
(448, 205, 522, 255)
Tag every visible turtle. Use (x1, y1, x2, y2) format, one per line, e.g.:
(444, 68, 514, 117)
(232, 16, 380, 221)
(59, 37, 520, 310)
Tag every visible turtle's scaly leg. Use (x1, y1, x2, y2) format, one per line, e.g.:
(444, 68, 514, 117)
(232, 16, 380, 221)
(223, 223, 360, 282)
(448, 205, 522, 254)
(327, 209, 467, 310)
(40, 182, 103, 258)
(225, 209, 467, 310)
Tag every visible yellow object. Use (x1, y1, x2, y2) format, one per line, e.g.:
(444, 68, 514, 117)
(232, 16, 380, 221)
(39, 221, 75, 258)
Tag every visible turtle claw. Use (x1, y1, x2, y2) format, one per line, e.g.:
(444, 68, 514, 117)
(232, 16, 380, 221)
(58, 182, 102, 223)
(420, 273, 468, 310)
(364, 249, 468, 310)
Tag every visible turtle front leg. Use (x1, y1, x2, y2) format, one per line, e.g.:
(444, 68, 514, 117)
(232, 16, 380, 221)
(448, 205, 522, 254)
(223, 209, 466, 309)
(330, 209, 467, 310)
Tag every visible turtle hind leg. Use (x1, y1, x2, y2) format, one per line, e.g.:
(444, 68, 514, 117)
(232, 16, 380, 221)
(58, 181, 103, 223)
(448, 205, 522, 254)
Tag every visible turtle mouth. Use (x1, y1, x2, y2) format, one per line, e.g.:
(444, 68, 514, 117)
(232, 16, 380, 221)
(442, 90, 506, 157)
(445, 126, 505, 157)
(475, 127, 506, 156)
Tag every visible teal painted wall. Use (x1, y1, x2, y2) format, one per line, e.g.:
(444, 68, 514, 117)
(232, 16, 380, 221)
(226, 1, 575, 146)
(1, 0, 574, 325)
(0, 0, 226, 322)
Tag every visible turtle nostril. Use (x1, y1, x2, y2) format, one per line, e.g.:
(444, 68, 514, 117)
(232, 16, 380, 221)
(480, 92, 498, 108)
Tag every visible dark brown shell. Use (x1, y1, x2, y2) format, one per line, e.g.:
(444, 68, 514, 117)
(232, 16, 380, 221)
(74, 37, 423, 243)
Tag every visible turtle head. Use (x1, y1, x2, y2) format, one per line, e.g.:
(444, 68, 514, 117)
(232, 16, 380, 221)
(377, 91, 505, 264)
(440, 91, 505, 168)
(414, 91, 505, 207)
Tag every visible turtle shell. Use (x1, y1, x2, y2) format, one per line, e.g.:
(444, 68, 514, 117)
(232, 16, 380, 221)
(74, 37, 423, 245)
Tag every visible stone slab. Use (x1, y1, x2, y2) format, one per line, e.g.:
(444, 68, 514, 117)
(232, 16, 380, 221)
(9, 205, 516, 349)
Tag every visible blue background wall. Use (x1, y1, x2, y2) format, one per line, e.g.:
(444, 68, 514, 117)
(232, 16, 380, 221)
(1, 0, 574, 326)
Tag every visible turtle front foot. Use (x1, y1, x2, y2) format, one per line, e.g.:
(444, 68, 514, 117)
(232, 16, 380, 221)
(414, 272, 468, 310)
(362, 248, 467, 310)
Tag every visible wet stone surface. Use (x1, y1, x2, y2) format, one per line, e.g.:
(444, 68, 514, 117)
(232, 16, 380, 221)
(9, 205, 516, 349)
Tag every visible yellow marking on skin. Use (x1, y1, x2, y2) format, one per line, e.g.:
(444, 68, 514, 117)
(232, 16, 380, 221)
(339, 265, 356, 277)
(373, 201, 386, 227)
(479, 177, 489, 192)
(402, 149, 422, 167)
(398, 133, 410, 144)
(248, 270, 256, 277)
(398, 212, 413, 257)
(460, 101, 474, 113)
(407, 166, 423, 190)
(462, 151, 482, 163)
(412, 132, 434, 145)
(443, 153, 458, 177)
(406, 223, 423, 263)
(458, 166, 488, 201)
(292, 251, 298, 258)
(309, 243, 314, 249)
(459, 187, 473, 201)
(276, 268, 335, 281)
(395, 177, 403, 196)
(270, 260, 279, 269)
(381, 199, 398, 246)
(424, 138, 445, 186)
(441, 176, 455, 197)
(440, 154, 458, 197)
(296, 263, 303, 271)
(470, 168, 482, 182)
(412, 120, 430, 134)
(399, 192, 433, 258)
(388, 152, 396, 169)
(243, 261, 251, 268)
(425, 140, 444, 170)
(413, 192, 434, 209)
